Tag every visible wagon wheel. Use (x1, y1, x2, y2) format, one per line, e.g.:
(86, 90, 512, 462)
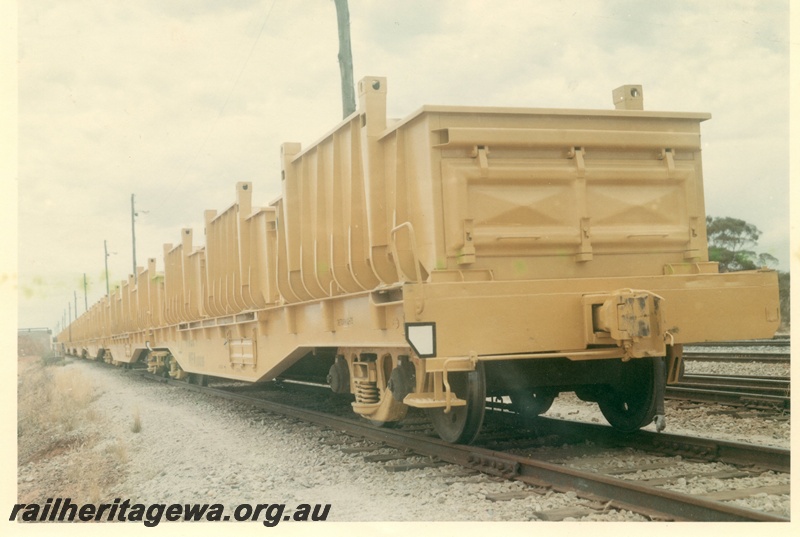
(597, 357, 658, 433)
(510, 390, 556, 418)
(426, 362, 486, 444)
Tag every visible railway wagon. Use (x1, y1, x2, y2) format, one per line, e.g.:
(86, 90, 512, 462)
(58, 77, 779, 443)
(18, 328, 54, 358)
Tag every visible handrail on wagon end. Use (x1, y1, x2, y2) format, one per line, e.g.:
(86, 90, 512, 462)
(389, 220, 423, 284)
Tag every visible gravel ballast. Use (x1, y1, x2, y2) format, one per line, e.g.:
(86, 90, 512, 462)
(17, 358, 790, 522)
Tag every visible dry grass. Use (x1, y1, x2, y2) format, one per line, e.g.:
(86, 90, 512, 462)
(106, 438, 129, 463)
(17, 362, 99, 468)
(18, 365, 96, 439)
(131, 407, 142, 433)
(56, 444, 131, 504)
(17, 361, 130, 504)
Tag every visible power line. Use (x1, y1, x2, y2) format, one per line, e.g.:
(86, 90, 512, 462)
(155, 0, 279, 211)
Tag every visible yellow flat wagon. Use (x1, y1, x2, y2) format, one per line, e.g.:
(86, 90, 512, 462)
(59, 78, 779, 443)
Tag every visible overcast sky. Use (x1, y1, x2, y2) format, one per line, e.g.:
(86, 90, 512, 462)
(12, 0, 793, 331)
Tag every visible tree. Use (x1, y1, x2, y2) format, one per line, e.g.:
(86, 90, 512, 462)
(705, 216, 776, 272)
(706, 215, 788, 331)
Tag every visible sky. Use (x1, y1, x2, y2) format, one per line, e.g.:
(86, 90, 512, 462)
(8, 0, 794, 331)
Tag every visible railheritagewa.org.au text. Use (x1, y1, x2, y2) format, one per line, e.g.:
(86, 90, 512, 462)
(10, 498, 331, 527)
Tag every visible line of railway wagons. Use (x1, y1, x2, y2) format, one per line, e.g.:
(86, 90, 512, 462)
(59, 77, 779, 443)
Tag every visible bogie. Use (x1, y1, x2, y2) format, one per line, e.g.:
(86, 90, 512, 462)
(348, 350, 409, 426)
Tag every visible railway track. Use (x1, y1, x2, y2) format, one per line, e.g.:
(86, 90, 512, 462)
(677, 342, 790, 408)
(130, 368, 789, 522)
(683, 351, 790, 364)
(683, 338, 790, 365)
(686, 338, 790, 348)
(667, 374, 790, 410)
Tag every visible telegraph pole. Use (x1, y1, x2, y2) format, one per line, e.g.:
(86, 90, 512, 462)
(334, 0, 356, 118)
(74, 290, 77, 319)
(105, 240, 110, 296)
(131, 194, 137, 276)
(83, 273, 88, 312)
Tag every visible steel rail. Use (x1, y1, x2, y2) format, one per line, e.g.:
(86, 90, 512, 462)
(665, 373, 790, 409)
(157, 377, 788, 522)
(686, 339, 790, 348)
(665, 387, 789, 409)
(676, 374, 789, 395)
(680, 373, 790, 383)
(682, 352, 790, 364)
(509, 415, 790, 473)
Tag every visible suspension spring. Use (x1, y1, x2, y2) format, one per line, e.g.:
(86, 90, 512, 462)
(355, 380, 380, 404)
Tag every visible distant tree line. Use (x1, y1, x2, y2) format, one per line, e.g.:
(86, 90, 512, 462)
(706, 216, 789, 330)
